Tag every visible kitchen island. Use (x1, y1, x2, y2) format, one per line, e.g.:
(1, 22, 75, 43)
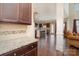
(0, 37, 38, 56)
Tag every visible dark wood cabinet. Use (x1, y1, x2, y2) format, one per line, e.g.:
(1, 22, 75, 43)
(0, 3, 32, 25)
(19, 3, 31, 24)
(0, 42, 37, 56)
(23, 48, 37, 56)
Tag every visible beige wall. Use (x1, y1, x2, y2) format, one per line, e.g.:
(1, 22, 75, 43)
(33, 3, 56, 22)
(33, 3, 56, 15)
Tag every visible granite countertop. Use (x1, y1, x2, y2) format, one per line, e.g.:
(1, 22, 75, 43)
(0, 37, 38, 54)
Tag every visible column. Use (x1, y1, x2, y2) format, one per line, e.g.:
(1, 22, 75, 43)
(56, 3, 64, 52)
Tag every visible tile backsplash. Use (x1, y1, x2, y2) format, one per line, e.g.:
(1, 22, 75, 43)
(0, 14, 35, 40)
(0, 30, 26, 35)
(0, 22, 35, 41)
(0, 22, 27, 36)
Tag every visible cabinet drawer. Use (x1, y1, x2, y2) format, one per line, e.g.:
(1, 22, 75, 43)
(0, 42, 37, 56)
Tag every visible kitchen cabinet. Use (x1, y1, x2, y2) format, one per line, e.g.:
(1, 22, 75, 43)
(0, 42, 37, 56)
(19, 3, 31, 24)
(22, 48, 37, 56)
(0, 3, 32, 25)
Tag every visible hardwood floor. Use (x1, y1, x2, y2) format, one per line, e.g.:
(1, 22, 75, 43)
(37, 34, 61, 56)
(64, 46, 79, 56)
(37, 34, 79, 56)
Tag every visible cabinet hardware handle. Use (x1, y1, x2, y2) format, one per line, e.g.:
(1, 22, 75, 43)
(14, 53, 16, 56)
(31, 46, 34, 48)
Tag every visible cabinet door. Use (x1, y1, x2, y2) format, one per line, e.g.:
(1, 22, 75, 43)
(0, 3, 31, 24)
(23, 48, 37, 56)
(19, 3, 31, 24)
(1, 3, 19, 22)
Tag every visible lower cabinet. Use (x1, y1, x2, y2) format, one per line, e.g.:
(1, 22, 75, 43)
(22, 48, 37, 56)
(0, 42, 37, 56)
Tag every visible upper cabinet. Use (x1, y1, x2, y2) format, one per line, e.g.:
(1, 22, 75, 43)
(0, 3, 32, 25)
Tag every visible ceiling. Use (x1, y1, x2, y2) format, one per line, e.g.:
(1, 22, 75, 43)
(33, 3, 69, 23)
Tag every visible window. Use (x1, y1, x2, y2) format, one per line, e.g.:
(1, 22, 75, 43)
(74, 4, 79, 11)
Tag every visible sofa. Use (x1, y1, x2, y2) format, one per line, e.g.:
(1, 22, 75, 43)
(65, 31, 79, 48)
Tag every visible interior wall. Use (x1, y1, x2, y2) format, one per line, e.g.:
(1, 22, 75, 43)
(33, 3, 56, 15)
(33, 3, 56, 22)
(71, 3, 79, 19)
(64, 3, 69, 18)
(66, 3, 76, 32)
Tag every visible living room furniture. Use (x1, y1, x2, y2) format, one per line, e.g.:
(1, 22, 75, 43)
(66, 34, 79, 48)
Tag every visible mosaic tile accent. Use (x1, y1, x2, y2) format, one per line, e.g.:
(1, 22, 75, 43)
(0, 30, 26, 35)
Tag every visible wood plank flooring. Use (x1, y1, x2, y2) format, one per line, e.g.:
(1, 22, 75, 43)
(37, 35, 79, 56)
